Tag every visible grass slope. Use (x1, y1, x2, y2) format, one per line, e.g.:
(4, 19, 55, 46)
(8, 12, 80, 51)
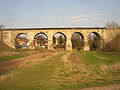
(80, 51, 120, 65)
(0, 53, 64, 90)
(0, 51, 120, 90)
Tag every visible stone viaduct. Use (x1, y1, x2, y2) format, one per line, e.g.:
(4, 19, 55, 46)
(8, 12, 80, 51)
(0, 27, 120, 51)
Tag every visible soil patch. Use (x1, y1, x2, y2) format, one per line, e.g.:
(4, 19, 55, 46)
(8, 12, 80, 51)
(0, 50, 63, 73)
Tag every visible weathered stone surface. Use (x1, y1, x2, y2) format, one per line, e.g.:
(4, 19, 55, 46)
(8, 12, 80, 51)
(0, 28, 120, 51)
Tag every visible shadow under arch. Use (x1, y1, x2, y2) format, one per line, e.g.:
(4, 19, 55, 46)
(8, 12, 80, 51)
(34, 32, 48, 49)
(88, 32, 101, 51)
(71, 32, 84, 50)
(15, 33, 29, 49)
(53, 32, 66, 50)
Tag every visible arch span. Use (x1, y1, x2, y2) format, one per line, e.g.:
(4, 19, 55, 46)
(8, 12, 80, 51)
(88, 32, 101, 50)
(71, 32, 84, 50)
(34, 32, 48, 49)
(15, 33, 29, 49)
(53, 32, 66, 50)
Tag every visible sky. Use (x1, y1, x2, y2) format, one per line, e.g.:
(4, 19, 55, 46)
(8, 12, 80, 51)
(0, 0, 120, 28)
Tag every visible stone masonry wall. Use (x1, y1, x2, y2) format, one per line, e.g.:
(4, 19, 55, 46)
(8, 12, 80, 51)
(2, 28, 119, 51)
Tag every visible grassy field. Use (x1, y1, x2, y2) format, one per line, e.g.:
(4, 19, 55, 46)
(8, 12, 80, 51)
(80, 51, 120, 65)
(0, 55, 27, 62)
(0, 49, 50, 62)
(0, 51, 120, 90)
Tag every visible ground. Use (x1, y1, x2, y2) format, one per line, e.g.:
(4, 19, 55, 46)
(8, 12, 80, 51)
(0, 50, 120, 90)
(0, 50, 59, 71)
(81, 84, 120, 90)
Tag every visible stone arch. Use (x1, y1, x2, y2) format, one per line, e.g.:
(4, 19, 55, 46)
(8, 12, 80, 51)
(88, 32, 101, 50)
(34, 32, 48, 49)
(15, 33, 29, 49)
(71, 32, 84, 50)
(53, 32, 66, 50)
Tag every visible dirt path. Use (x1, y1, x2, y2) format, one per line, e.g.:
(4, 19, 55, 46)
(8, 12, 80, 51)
(0, 51, 63, 72)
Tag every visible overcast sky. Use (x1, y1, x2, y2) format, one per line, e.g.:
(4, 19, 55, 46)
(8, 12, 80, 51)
(0, 0, 120, 28)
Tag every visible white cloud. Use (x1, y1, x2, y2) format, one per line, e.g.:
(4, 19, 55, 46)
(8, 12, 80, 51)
(73, 18, 89, 22)
(88, 14, 104, 17)
(68, 15, 85, 19)
(95, 14, 104, 16)
(59, 13, 104, 23)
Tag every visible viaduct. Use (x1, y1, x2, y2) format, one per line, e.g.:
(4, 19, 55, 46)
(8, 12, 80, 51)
(0, 27, 120, 51)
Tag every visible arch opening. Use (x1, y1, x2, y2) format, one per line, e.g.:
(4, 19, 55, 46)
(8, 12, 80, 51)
(34, 33, 48, 49)
(15, 33, 29, 49)
(71, 32, 84, 50)
(88, 32, 101, 51)
(53, 32, 66, 50)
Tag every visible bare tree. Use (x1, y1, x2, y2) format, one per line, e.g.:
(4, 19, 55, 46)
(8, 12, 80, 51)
(53, 36, 56, 44)
(0, 24, 5, 43)
(105, 21, 120, 51)
(0, 24, 5, 29)
(71, 33, 83, 50)
(58, 35, 64, 44)
(88, 33, 101, 50)
(106, 21, 119, 29)
(0, 24, 5, 55)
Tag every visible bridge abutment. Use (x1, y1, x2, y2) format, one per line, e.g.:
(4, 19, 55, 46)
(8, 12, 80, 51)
(66, 39, 72, 51)
(29, 40, 35, 49)
(48, 39, 54, 51)
(84, 37, 90, 51)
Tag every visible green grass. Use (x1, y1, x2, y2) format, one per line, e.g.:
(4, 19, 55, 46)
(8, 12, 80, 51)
(0, 53, 65, 90)
(53, 51, 120, 89)
(0, 55, 26, 62)
(79, 51, 101, 64)
(0, 51, 120, 90)
(79, 51, 120, 65)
